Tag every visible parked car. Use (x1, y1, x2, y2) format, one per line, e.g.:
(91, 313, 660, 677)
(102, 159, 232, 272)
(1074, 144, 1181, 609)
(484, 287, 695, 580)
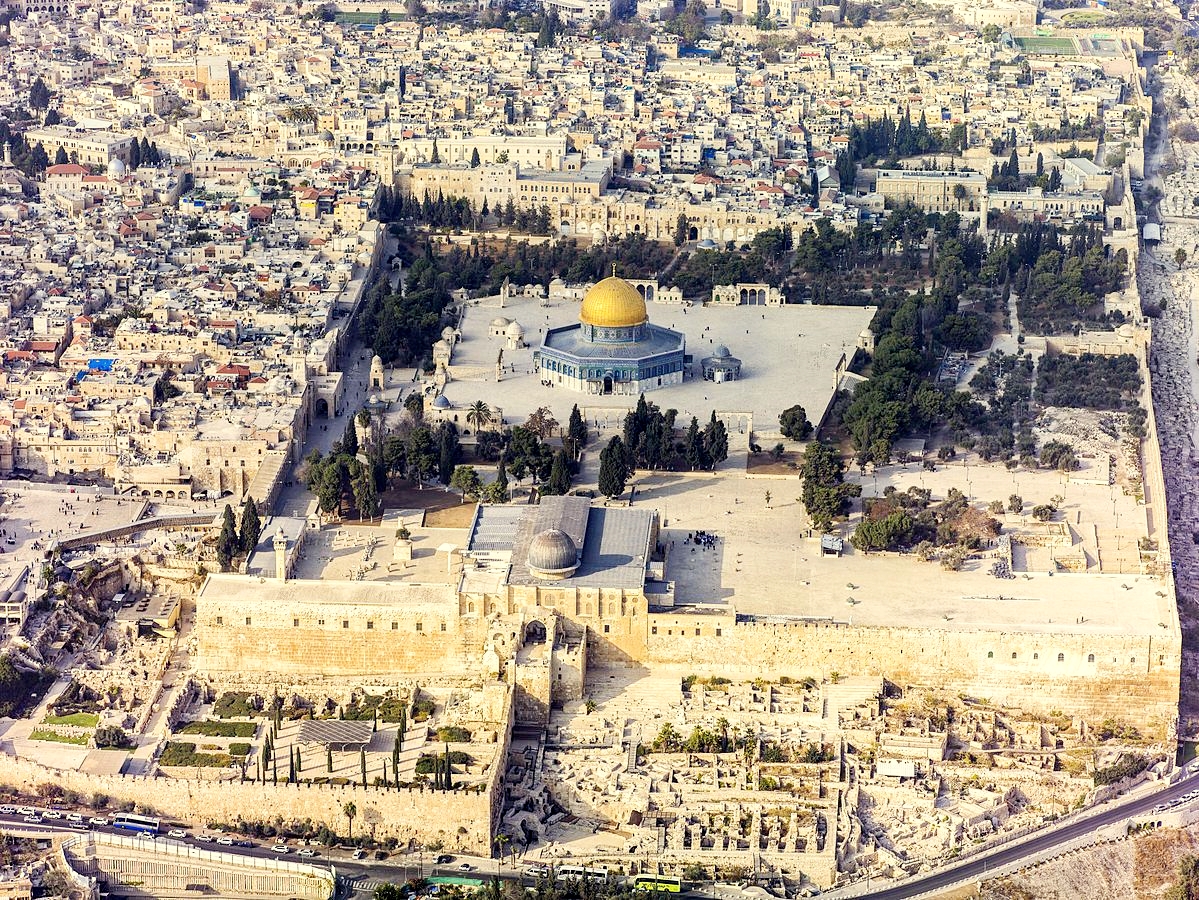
(298, 849, 318, 858)
(435, 854, 454, 864)
(168, 829, 187, 838)
(272, 845, 289, 854)
(89, 817, 109, 826)
(216, 837, 234, 846)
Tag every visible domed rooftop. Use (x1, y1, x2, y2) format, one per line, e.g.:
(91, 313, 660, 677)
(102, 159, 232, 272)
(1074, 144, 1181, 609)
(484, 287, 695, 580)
(713, 344, 731, 358)
(107, 157, 126, 177)
(491, 316, 511, 327)
(527, 529, 579, 577)
(580, 276, 647, 329)
(506, 320, 525, 336)
(431, 394, 451, 409)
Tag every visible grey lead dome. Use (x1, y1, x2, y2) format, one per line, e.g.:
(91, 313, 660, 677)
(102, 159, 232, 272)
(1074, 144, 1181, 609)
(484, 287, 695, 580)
(527, 528, 579, 576)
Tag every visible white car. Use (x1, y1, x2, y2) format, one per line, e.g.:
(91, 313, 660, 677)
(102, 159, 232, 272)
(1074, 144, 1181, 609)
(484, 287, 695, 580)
(168, 829, 187, 838)
(271, 845, 289, 854)
(137, 832, 154, 840)
(298, 849, 317, 858)
(89, 817, 109, 826)
(0, 805, 15, 815)
(16, 807, 34, 817)
(196, 834, 214, 842)
(21, 815, 39, 823)
(41, 810, 62, 820)
(66, 814, 83, 823)
(216, 837, 234, 846)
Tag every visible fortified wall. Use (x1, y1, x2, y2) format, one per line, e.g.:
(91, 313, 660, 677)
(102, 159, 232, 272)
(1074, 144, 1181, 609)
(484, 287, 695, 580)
(195, 576, 1179, 738)
(638, 613, 1180, 739)
(195, 576, 485, 676)
(0, 683, 514, 853)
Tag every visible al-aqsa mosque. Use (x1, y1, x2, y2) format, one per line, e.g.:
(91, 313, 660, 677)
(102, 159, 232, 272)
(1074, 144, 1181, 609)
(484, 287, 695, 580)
(533, 273, 686, 395)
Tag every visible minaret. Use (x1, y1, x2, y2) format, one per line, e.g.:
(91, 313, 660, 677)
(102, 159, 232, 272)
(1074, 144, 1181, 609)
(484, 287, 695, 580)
(2, 142, 10, 167)
(273, 526, 288, 582)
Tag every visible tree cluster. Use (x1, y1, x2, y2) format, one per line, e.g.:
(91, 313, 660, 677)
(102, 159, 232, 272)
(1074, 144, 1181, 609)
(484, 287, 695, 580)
(360, 247, 453, 367)
(1012, 223, 1126, 332)
(850, 485, 999, 553)
(799, 441, 860, 532)
(841, 110, 967, 169)
(1035, 352, 1142, 411)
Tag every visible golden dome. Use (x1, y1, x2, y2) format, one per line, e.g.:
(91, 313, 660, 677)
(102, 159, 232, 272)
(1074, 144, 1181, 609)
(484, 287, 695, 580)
(580, 276, 647, 328)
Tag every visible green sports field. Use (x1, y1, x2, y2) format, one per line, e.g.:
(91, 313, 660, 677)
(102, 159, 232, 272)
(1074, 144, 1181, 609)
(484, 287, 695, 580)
(1016, 36, 1079, 55)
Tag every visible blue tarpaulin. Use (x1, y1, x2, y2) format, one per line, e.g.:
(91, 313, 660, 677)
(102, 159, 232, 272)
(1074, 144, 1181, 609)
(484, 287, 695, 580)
(87, 359, 114, 371)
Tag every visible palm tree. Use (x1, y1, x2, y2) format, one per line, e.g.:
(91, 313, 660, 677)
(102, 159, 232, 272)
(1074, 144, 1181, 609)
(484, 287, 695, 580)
(343, 800, 357, 839)
(466, 401, 494, 433)
(716, 716, 730, 752)
(494, 833, 510, 869)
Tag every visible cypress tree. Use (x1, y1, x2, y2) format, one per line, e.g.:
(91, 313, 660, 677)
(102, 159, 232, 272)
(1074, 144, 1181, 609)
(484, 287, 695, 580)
(327, 746, 333, 773)
(239, 496, 262, 554)
(543, 449, 571, 496)
(360, 747, 367, 788)
(598, 437, 628, 499)
(217, 504, 239, 571)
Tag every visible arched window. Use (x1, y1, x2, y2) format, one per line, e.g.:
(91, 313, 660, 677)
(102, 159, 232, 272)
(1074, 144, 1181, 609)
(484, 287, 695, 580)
(1033, 653, 1039, 660)
(987, 651, 994, 659)
(1011, 652, 1017, 659)
(1057, 653, 1065, 662)
(1087, 653, 1095, 663)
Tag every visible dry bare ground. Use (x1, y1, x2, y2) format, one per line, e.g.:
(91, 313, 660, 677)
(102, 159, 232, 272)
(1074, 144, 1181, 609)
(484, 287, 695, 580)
(977, 828, 1199, 899)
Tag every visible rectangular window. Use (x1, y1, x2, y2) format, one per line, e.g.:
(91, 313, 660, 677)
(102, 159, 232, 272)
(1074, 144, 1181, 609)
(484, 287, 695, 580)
(715, 628, 722, 637)
(695, 628, 701, 636)
(651, 626, 658, 635)
(440, 623, 447, 632)
(392, 622, 398, 630)
(215, 616, 223, 625)
(366, 621, 374, 630)
(603, 624, 611, 634)
(342, 620, 349, 629)
(293, 618, 300, 628)
(245, 617, 252, 626)
(416, 622, 423, 632)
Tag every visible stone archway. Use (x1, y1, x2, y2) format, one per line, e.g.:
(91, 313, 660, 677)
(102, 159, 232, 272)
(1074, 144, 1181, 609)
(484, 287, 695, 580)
(524, 620, 547, 644)
(315, 398, 329, 418)
(603, 376, 613, 395)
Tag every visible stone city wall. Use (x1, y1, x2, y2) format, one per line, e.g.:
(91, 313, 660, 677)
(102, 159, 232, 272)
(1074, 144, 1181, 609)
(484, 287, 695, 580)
(0, 747, 498, 854)
(637, 619, 1180, 739)
(196, 600, 488, 676)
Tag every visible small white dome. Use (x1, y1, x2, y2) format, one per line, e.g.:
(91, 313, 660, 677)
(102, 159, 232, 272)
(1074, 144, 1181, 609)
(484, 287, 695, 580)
(107, 157, 127, 177)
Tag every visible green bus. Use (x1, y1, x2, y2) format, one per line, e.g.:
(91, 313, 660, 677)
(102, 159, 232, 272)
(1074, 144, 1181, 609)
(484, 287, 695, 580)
(633, 876, 683, 893)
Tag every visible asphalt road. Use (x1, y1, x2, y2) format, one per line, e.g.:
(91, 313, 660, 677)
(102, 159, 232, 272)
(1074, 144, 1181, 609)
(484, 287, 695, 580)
(0, 812, 507, 889)
(838, 769, 1199, 899)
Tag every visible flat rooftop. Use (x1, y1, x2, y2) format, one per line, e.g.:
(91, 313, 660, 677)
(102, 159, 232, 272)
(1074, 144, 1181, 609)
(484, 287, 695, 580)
(467, 496, 655, 589)
(445, 295, 875, 433)
(197, 572, 458, 608)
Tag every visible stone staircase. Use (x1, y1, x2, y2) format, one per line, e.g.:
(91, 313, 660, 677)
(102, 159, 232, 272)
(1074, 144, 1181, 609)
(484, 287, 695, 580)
(821, 676, 883, 729)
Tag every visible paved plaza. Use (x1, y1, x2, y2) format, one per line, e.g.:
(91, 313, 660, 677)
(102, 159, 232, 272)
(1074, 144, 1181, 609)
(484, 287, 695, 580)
(437, 294, 875, 434)
(622, 447, 1170, 634)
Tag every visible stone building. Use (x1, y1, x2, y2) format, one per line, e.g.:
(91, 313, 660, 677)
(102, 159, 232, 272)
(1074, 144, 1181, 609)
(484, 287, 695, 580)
(533, 275, 686, 396)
